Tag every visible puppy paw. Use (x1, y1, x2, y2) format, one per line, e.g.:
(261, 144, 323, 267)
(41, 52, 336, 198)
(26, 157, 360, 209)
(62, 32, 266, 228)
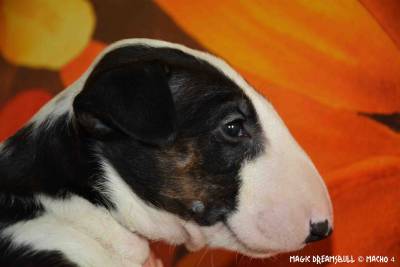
(111, 232, 150, 266)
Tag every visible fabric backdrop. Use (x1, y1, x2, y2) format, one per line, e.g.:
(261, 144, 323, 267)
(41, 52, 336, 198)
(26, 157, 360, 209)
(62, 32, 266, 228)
(0, 1, 399, 266)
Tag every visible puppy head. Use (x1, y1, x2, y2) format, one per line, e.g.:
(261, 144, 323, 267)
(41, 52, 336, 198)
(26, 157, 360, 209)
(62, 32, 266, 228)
(73, 40, 333, 257)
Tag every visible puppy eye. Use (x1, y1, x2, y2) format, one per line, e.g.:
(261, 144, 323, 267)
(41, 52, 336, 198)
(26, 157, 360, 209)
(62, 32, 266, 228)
(223, 119, 248, 138)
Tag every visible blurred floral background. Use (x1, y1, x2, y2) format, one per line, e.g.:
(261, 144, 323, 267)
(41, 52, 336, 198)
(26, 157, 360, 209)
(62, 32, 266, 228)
(0, 0, 399, 266)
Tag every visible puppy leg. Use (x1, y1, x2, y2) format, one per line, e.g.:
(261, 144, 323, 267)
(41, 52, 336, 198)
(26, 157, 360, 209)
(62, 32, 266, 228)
(3, 214, 138, 267)
(40, 195, 150, 266)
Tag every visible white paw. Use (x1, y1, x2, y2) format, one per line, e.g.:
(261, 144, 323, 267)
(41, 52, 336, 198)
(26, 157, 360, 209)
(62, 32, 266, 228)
(111, 232, 150, 266)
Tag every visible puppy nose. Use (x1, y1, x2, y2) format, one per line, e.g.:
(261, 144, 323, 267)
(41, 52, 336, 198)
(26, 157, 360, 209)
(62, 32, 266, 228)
(305, 220, 332, 243)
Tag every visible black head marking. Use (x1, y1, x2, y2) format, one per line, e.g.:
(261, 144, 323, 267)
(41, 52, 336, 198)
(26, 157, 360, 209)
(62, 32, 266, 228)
(89, 45, 265, 226)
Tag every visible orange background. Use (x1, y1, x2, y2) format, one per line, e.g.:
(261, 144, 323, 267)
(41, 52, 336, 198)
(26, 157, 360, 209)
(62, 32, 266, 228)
(0, 1, 399, 266)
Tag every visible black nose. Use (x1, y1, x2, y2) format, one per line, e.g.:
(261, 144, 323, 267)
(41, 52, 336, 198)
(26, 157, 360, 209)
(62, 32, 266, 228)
(305, 220, 332, 243)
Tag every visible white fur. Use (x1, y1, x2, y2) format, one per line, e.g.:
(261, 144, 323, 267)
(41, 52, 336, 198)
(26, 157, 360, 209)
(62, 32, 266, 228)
(226, 99, 333, 255)
(12, 38, 332, 262)
(3, 195, 149, 267)
(100, 159, 190, 244)
(0, 140, 13, 158)
(0, 142, 5, 154)
(29, 81, 81, 129)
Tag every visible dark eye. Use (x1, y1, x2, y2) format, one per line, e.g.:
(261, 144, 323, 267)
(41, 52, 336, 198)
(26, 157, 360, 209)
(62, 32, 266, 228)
(222, 119, 248, 138)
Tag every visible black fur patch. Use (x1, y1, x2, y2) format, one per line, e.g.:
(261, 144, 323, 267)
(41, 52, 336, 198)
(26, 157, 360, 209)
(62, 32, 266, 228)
(0, 236, 77, 267)
(0, 117, 112, 215)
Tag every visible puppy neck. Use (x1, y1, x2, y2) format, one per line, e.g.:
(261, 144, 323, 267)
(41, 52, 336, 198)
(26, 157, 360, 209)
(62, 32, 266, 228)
(99, 159, 207, 249)
(0, 115, 110, 207)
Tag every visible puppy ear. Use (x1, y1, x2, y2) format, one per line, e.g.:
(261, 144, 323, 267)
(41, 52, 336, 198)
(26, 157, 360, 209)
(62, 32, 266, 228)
(73, 60, 176, 145)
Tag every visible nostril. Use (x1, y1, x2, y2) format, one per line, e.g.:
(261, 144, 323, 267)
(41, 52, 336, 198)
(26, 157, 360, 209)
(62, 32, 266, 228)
(305, 220, 332, 243)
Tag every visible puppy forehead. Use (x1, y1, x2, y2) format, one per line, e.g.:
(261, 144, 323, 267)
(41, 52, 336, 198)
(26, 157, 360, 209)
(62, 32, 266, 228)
(94, 44, 215, 76)
(95, 39, 265, 104)
(97, 40, 259, 117)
